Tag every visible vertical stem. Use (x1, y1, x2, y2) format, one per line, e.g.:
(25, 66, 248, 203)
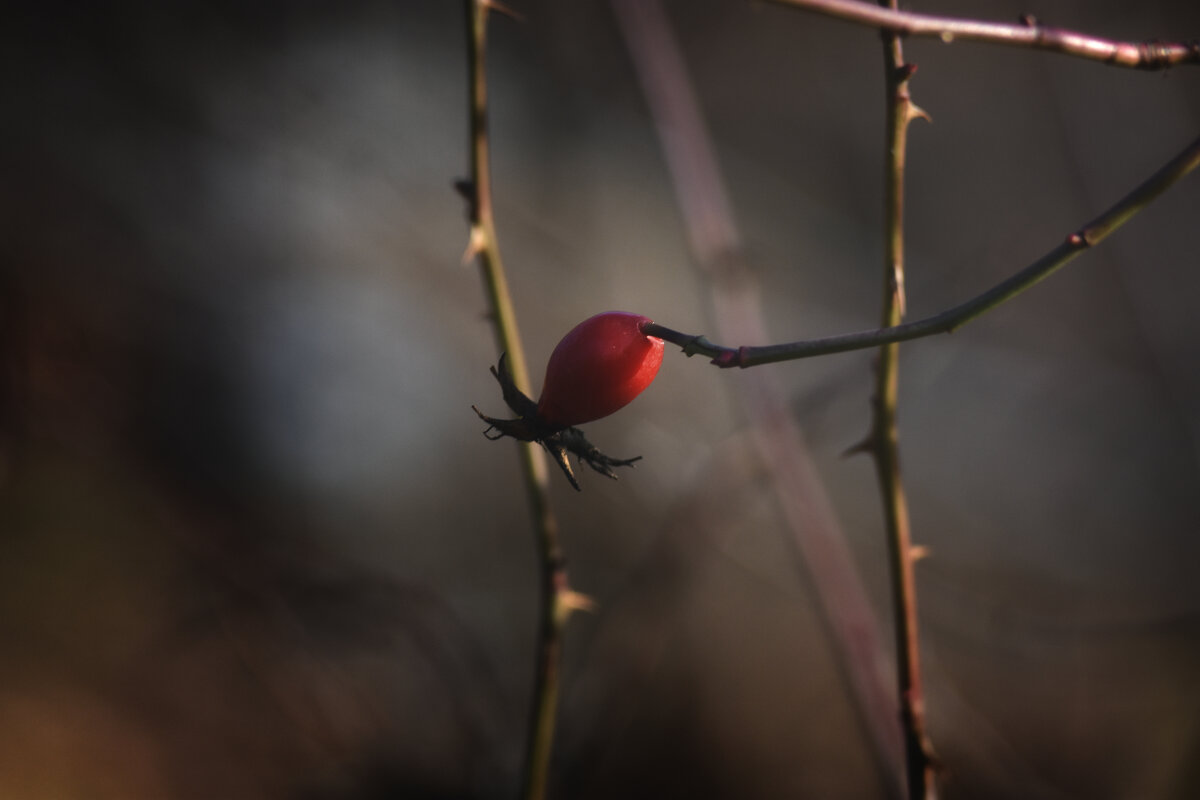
(875, 7, 936, 799)
(463, 3, 565, 799)
(466, 0, 530, 391)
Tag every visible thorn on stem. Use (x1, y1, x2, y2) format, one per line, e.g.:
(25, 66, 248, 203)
(483, 0, 524, 22)
(842, 435, 875, 458)
(907, 102, 932, 125)
(453, 178, 474, 200)
(462, 225, 488, 265)
(559, 589, 597, 621)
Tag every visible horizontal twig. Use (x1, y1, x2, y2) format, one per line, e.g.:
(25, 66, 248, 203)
(642, 133, 1200, 368)
(771, 0, 1200, 69)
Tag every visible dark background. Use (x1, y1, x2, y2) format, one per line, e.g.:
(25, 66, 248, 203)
(2, 1, 1199, 797)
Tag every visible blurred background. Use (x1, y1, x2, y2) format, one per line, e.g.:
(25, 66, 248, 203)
(2, 0, 1199, 797)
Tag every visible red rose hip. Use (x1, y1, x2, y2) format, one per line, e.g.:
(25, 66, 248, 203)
(536, 311, 665, 429)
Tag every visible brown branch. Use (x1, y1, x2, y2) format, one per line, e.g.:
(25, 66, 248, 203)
(874, 4, 935, 797)
(642, 132, 1200, 368)
(770, 0, 1200, 69)
(462, 3, 568, 800)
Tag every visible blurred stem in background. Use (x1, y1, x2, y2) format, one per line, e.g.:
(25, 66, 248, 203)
(462, 3, 566, 799)
(612, 1, 906, 795)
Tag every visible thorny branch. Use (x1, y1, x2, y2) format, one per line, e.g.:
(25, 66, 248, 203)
(874, 2, 935, 796)
(641, 133, 1200, 368)
(771, 0, 1200, 69)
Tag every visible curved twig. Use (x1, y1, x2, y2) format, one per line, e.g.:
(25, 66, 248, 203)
(771, 0, 1200, 70)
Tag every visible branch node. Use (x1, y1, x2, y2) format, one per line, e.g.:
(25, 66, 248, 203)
(704, 347, 738, 368)
(1137, 39, 1185, 70)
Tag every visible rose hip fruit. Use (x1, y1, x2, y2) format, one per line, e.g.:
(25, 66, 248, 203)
(536, 312, 665, 429)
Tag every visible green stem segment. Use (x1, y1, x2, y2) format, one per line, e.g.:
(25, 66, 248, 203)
(641, 133, 1200, 367)
(876, 11, 935, 799)
(464, 3, 564, 799)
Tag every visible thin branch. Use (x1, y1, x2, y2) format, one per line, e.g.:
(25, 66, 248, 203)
(462, 4, 567, 800)
(874, 5, 935, 798)
(770, 0, 1200, 70)
(641, 132, 1200, 367)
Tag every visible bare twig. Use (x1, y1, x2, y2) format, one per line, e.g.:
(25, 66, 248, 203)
(873, 4, 935, 797)
(462, 3, 568, 799)
(641, 132, 1200, 367)
(770, 0, 1200, 70)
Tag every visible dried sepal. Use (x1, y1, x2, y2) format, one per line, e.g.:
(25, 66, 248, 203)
(474, 354, 643, 491)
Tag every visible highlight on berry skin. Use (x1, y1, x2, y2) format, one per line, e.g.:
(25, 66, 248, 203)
(536, 312, 665, 428)
(471, 311, 665, 490)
